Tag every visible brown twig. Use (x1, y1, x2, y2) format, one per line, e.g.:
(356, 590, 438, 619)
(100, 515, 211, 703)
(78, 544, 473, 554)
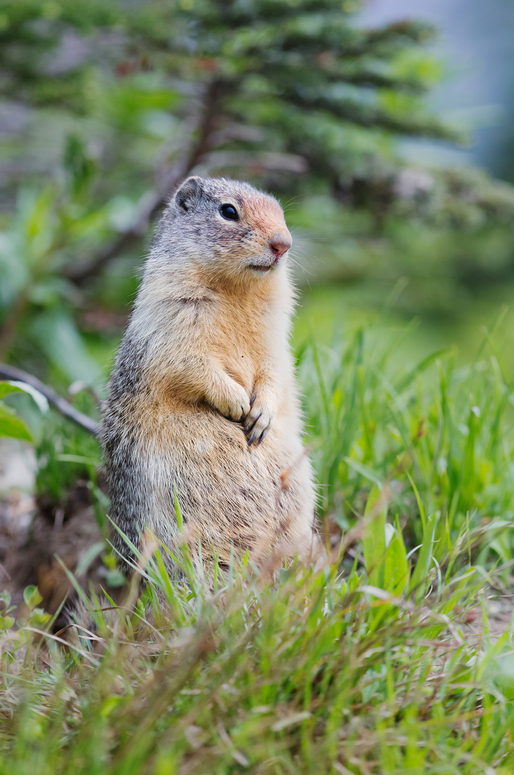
(0, 362, 99, 436)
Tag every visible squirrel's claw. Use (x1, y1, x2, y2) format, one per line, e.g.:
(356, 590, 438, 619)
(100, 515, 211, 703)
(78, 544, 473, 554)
(244, 401, 274, 447)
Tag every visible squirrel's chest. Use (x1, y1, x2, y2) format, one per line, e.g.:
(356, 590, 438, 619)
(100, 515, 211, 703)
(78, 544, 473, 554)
(213, 326, 264, 387)
(211, 309, 277, 385)
(202, 293, 288, 387)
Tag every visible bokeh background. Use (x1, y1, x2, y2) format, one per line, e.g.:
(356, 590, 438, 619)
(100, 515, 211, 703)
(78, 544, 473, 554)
(2, 0, 514, 398)
(3, 7, 514, 763)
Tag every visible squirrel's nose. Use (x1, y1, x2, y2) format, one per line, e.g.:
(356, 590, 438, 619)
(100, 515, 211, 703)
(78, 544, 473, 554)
(269, 230, 292, 259)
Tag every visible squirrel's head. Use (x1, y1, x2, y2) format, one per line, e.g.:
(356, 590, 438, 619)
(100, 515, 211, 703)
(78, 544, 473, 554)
(160, 176, 292, 283)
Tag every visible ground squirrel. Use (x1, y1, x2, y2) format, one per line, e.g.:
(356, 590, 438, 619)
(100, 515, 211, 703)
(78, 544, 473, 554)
(102, 176, 320, 576)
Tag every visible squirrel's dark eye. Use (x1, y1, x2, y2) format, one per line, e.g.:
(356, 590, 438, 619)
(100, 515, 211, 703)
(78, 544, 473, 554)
(220, 204, 239, 221)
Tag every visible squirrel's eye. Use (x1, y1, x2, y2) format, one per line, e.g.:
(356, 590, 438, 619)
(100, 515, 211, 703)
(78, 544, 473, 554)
(220, 204, 239, 221)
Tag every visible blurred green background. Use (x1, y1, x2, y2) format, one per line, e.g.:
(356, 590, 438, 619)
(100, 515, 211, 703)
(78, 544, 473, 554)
(2, 0, 514, 394)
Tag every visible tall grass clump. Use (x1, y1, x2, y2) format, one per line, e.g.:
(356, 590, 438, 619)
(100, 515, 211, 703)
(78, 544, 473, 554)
(1, 322, 514, 774)
(301, 316, 514, 572)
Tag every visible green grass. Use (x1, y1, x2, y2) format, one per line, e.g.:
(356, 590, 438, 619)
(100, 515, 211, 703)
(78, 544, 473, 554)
(2, 320, 514, 774)
(301, 314, 514, 570)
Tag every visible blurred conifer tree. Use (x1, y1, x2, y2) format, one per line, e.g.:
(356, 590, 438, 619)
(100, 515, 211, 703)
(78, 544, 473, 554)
(1, 0, 514, 379)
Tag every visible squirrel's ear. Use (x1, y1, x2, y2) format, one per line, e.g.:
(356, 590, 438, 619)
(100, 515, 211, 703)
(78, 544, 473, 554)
(175, 176, 204, 212)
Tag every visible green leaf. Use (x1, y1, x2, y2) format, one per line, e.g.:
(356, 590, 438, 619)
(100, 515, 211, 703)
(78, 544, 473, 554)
(344, 457, 383, 487)
(0, 382, 25, 400)
(100, 696, 122, 718)
(362, 485, 387, 588)
(0, 616, 15, 631)
(30, 309, 101, 385)
(63, 133, 97, 198)
(384, 529, 409, 595)
(0, 380, 48, 412)
(28, 608, 51, 627)
(0, 405, 32, 441)
(23, 585, 43, 611)
(409, 514, 438, 601)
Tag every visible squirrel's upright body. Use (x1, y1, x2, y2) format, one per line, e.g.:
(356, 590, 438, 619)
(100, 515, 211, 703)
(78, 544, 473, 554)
(102, 177, 319, 575)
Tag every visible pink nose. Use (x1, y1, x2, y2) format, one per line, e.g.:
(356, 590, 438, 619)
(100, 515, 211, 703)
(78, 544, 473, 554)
(269, 230, 292, 259)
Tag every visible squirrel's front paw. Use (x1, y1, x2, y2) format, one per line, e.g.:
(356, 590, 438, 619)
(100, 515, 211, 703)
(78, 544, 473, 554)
(215, 386, 251, 423)
(244, 395, 275, 446)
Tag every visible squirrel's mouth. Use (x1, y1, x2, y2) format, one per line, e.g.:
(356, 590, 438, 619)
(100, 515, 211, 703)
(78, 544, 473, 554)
(249, 255, 282, 272)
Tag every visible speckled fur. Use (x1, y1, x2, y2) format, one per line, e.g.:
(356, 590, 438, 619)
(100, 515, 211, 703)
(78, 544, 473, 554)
(102, 177, 320, 577)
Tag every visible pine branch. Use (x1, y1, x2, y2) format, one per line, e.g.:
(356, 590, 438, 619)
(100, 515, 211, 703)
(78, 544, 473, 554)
(257, 63, 430, 95)
(191, 150, 307, 176)
(226, 18, 437, 60)
(65, 79, 228, 286)
(282, 91, 463, 142)
(0, 363, 99, 437)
